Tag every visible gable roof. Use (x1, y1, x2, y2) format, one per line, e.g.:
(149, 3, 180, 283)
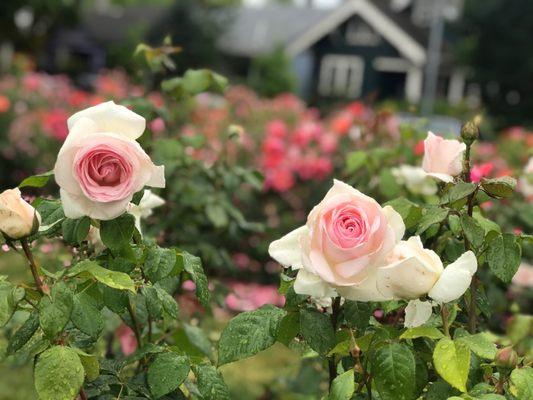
(217, 6, 330, 58)
(218, 0, 428, 66)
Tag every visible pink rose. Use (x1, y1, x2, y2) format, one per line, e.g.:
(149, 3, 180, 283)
(54, 101, 165, 220)
(269, 180, 405, 290)
(422, 131, 466, 182)
(470, 162, 494, 183)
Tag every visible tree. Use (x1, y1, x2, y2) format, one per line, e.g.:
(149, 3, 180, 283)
(248, 46, 297, 98)
(457, 0, 533, 128)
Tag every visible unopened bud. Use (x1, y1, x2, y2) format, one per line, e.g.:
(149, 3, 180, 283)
(495, 346, 518, 368)
(461, 121, 479, 145)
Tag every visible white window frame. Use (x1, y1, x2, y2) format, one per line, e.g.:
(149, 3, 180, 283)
(318, 54, 365, 98)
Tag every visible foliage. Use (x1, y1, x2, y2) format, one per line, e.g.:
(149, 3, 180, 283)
(248, 46, 297, 98)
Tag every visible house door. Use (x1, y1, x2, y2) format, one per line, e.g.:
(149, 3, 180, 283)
(318, 55, 365, 98)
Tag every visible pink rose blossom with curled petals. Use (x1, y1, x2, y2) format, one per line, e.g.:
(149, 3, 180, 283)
(54, 101, 165, 220)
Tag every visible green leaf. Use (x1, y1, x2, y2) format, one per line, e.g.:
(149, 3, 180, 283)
(206, 204, 229, 228)
(62, 217, 91, 245)
(68, 260, 136, 293)
(416, 207, 448, 235)
(34, 346, 84, 400)
(154, 285, 179, 319)
(276, 312, 300, 346)
(194, 364, 231, 400)
(481, 176, 516, 198)
(218, 305, 285, 365)
(341, 301, 372, 330)
(346, 151, 367, 173)
(400, 326, 445, 340)
(385, 198, 422, 230)
(440, 182, 477, 205)
(456, 333, 497, 360)
(103, 286, 129, 313)
(71, 293, 104, 339)
(19, 171, 53, 188)
(486, 234, 522, 283)
(144, 247, 177, 283)
(178, 251, 210, 307)
(100, 213, 135, 250)
(372, 343, 416, 400)
(460, 215, 485, 249)
(35, 199, 64, 236)
(38, 282, 73, 338)
(147, 352, 190, 399)
(7, 310, 39, 354)
(183, 323, 212, 358)
(300, 309, 336, 355)
(73, 349, 100, 382)
(329, 369, 355, 400)
(0, 281, 23, 327)
(433, 337, 470, 392)
(509, 367, 533, 399)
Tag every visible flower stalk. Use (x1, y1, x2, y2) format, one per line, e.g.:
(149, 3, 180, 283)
(20, 239, 44, 295)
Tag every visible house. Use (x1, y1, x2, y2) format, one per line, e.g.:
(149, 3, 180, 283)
(218, 0, 473, 105)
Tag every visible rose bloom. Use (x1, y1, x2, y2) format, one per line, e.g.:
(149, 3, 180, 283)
(391, 164, 437, 196)
(269, 180, 405, 297)
(0, 188, 41, 239)
(269, 180, 477, 327)
(54, 101, 165, 220)
(422, 131, 466, 182)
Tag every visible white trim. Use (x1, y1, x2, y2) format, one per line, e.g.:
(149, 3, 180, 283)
(286, 0, 427, 66)
(447, 69, 465, 105)
(406, 66, 423, 103)
(373, 57, 410, 72)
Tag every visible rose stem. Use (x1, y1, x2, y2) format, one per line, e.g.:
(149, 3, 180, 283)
(20, 239, 44, 295)
(462, 140, 479, 334)
(440, 304, 450, 337)
(79, 388, 88, 400)
(328, 296, 341, 389)
(127, 301, 143, 348)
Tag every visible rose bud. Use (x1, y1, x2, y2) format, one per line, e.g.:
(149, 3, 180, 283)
(0, 188, 41, 240)
(495, 346, 518, 368)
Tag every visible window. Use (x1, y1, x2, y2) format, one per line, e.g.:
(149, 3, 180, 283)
(318, 55, 365, 98)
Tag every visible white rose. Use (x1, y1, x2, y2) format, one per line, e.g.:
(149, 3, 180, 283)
(392, 165, 437, 196)
(0, 188, 41, 239)
(127, 190, 165, 234)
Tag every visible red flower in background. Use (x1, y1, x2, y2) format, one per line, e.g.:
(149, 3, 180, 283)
(0, 95, 10, 113)
(42, 109, 69, 141)
(225, 281, 284, 312)
(471, 162, 494, 182)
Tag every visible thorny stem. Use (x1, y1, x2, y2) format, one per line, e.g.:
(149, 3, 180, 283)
(328, 297, 341, 389)
(20, 239, 44, 295)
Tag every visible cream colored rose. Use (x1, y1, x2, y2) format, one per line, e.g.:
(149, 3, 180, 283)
(0, 188, 41, 239)
(518, 157, 533, 198)
(422, 131, 466, 182)
(392, 165, 437, 196)
(54, 101, 165, 220)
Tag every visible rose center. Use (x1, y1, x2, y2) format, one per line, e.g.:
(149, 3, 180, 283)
(326, 205, 369, 248)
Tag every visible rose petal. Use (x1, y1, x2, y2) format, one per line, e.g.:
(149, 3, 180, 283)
(383, 205, 405, 242)
(268, 226, 307, 270)
(336, 269, 392, 302)
(67, 101, 145, 140)
(60, 189, 131, 221)
(428, 251, 477, 303)
(404, 299, 433, 328)
(293, 269, 337, 298)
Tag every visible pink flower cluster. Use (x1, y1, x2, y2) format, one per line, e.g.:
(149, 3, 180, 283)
(225, 281, 285, 312)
